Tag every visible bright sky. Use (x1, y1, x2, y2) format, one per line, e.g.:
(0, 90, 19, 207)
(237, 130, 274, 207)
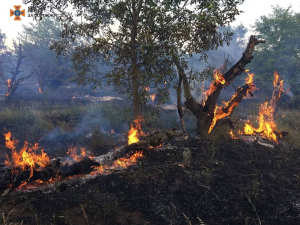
(0, 0, 300, 47)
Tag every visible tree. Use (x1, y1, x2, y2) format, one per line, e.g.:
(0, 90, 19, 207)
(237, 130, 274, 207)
(4, 42, 36, 104)
(24, 0, 245, 120)
(19, 18, 76, 92)
(249, 6, 300, 95)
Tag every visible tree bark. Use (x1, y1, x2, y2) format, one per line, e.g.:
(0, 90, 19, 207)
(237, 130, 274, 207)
(130, 0, 143, 119)
(177, 75, 186, 133)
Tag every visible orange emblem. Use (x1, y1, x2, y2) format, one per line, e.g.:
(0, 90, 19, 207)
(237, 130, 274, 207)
(10, 6, 25, 21)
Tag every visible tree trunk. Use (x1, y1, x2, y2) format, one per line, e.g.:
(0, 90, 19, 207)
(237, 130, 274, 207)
(177, 75, 186, 133)
(174, 36, 266, 136)
(130, 0, 143, 119)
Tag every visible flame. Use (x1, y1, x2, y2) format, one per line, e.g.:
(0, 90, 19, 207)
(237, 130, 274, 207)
(113, 151, 144, 169)
(237, 71, 284, 143)
(67, 146, 91, 161)
(6, 79, 11, 96)
(228, 130, 238, 139)
(7, 79, 11, 89)
(208, 70, 258, 134)
(38, 87, 42, 93)
(91, 151, 144, 175)
(204, 70, 226, 101)
(111, 129, 114, 133)
(164, 81, 167, 84)
(151, 93, 156, 102)
(238, 103, 279, 143)
(4, 132, 50, 178)
(128, 124, 139, 145)
(128, 116, 144, 145)
(273, 71, 279, 87)
(145, 87, 150, 91)
(208, 101, 239, 134)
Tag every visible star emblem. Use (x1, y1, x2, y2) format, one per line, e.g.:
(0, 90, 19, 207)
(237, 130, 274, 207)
(10, 5, 25, 21)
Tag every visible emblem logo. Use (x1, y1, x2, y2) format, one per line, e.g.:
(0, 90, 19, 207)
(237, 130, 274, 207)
(10, 5, 25, 21)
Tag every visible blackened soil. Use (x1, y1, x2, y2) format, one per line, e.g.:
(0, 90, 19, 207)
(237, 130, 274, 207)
(1, 137, 300, 225)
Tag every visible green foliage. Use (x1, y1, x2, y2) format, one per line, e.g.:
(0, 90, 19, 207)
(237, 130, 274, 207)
(249, 6, 300, 95)
(24, 0, 244, 114)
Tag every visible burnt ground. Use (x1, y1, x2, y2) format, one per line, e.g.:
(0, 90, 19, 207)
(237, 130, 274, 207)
(1, 136, 300, 225)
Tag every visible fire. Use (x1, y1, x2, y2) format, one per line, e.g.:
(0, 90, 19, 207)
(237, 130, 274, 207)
(228, 130, 238, 139)
(128, 124, 139, 145)
(273, 71, 279, 87)
(91, 151, 144, 175)
(39, 87, 42, 93)
(128, 116, 144, 145)
(67, 146, 91, 161)
(151, 93, 156, 102)
(145, 87, 150, 91)
(245, 71, 254, 85)
(4, 132, 50, 178)
(6, 79, 11, 96)
(204, 70, 226, 101)
(208, 70, 258, 134)
(208, 101, 239, 134)
(238, 72, 284, 143)
(113, 151, 144, 169)
(7, 79, 11, 89)
(111, 129, 114, 133)
(238, 102, 278, 142)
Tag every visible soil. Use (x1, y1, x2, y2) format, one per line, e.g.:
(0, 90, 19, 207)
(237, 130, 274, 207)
(1, 136, 300, 225)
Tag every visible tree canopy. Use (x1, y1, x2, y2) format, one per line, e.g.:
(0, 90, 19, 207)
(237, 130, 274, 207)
(19, 18, 76, 91)
(249, 6, 300, 95)
(24, 0, 244, 118)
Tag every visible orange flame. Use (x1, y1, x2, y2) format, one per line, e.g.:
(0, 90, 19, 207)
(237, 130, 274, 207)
(39, 87, 42, 93)
(208, 70, 258, 134)
(151, 93, 156, 102)
(273, 71, 279, 87)
(145, 87, 150, 91)
(5, 79, 11, 96)
(238, 72, 284, 143)
(91, 151, 144, 175)
(128, 116, 144, 145)
(111, 129, 114, 133)
(128, 124, 139, 145)
(228, 130, 238, 139)
(204, 70, 226, 102)
(4, 132, 50, 178)
(113, 151, 144, 169)
(7, 79, 11, 89)
(208, 101, 239, 134)
(67, 146, 91, 161)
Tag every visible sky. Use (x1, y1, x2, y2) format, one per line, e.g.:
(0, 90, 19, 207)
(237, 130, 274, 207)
(0, 0, 300, 47)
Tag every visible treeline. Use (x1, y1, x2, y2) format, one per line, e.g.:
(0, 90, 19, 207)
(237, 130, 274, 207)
(0, 3, 299, 133)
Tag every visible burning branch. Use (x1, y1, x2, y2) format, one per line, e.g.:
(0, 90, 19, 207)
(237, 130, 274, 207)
(173, 35, 265, 135)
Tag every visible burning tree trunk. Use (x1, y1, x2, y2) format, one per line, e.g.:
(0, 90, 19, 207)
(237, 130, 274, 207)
(174, 35, 266, 136)
(5, 43, 36, 104)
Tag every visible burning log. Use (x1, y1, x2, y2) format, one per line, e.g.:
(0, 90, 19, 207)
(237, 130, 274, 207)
(0, 128, 178, 194)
